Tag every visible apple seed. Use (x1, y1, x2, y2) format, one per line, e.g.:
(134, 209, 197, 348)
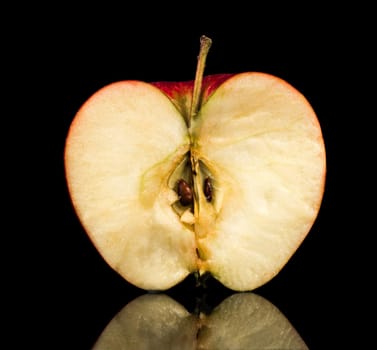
(177, 179, 193, 206)
(204, 177, 213, 202)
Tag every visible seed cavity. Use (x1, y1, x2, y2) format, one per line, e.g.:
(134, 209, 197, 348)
(177, 179, 193, 206)
(180, 208, 195, 224)
(204, 177, 212, 202)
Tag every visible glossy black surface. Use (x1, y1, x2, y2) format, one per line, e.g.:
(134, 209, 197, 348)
(20, 6, 370, 349)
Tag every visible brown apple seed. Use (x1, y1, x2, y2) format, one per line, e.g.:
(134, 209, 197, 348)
(177, 179, 193, 206)
(204, 177, 212, 202)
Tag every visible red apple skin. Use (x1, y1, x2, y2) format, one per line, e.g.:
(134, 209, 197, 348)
(152, 73, 233, 98)
(152, 74, 233, 118)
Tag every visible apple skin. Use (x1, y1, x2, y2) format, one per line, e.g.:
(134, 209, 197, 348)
(152, 74, 233, 122)
(65, 71, 326, 291)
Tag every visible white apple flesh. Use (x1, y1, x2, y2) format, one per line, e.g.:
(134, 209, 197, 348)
(65, 37, 326, 291)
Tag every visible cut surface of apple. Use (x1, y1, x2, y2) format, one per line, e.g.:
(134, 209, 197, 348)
(65, 37, 326, 291)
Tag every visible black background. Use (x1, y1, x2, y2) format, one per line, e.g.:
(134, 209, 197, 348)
(16, 3, 372, 349)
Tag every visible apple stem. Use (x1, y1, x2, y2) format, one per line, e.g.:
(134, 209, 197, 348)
(189, 36, 212, 249)
(190, 35, 212, 123)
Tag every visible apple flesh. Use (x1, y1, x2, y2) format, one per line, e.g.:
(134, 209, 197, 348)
(65, 39, 326, 291)
(92, 293, 309, 349)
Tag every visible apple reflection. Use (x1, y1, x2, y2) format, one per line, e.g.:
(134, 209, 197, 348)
(92, 292, 308, 349)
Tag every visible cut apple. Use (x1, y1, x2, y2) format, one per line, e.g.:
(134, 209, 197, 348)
(92, 293, 309, 349)
(65, 36, 326, 291)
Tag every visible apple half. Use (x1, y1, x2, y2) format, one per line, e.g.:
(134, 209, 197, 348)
(64, 36, 326, 291)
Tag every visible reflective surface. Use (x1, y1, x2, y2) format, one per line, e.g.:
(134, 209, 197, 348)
(92, 292, 308, 349)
